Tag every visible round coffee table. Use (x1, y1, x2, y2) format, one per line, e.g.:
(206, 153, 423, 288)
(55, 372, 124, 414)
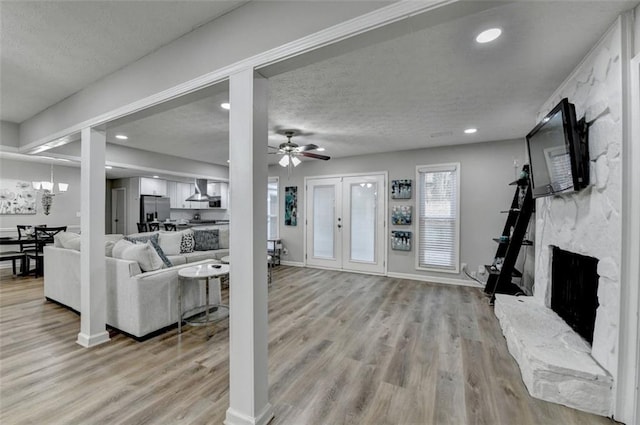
(177, 262, 229, 334)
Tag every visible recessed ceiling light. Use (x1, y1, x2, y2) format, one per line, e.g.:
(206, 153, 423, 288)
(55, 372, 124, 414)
(464, 128, 478, 134)
(115, 134, 128, 140)
(221, 103, 230, 110)
(105, 165, 113, 169)
(475, 28, 502, 44)
(153, 175, 159, 179)
(316, 147, 325, 152)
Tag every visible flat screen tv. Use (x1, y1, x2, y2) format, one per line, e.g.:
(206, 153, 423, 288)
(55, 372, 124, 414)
(525, 98, 589, 198)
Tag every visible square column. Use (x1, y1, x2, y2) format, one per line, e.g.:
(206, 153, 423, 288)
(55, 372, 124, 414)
(225, 69, 273, 425)
(76, 127, 110, 348)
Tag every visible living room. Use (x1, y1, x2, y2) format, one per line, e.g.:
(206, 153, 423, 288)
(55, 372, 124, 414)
(1, 1, 639, 424)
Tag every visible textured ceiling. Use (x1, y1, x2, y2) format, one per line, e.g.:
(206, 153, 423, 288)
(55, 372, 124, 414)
(0, 0, 247, 123)
(4, 1, 637, 174)
(101, 1, 635, 167)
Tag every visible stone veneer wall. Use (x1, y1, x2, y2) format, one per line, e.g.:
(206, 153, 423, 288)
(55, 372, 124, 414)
(534, 19, 623, 380)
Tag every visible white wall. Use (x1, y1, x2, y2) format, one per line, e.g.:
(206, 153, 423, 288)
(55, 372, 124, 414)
(0, 158, 81, 236)
(534, 17, 626, 386)
(0, 121, 19, 149)
(269, 138, 527, 282)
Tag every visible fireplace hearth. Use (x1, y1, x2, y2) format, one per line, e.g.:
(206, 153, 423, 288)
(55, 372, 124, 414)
(550, 247, 599, 344)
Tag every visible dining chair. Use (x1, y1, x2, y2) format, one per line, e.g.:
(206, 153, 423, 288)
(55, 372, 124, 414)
(137, 223, 149, 232)
(148, 222, 160, 232)
(164, 223, 177, 231)
(17, 225, 45, 253)
(25, 226, 67, 277)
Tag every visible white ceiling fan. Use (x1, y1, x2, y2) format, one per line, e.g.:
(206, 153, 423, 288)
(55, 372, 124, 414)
(268, 130, 330, 175)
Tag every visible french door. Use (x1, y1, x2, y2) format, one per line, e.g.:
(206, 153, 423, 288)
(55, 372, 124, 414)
(305, 173, 386, 274)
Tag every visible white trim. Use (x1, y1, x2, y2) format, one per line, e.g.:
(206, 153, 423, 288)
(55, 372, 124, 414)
(267, 176, 279, 240)
(414, 162, 461, 274)
(224, 404, 274, 425)
(616, 42, 640, 424)
(20, 1, 454, 152)
(280, 260, 304, 267)
(305, 264, 386, 277)
(387, 271, 480, 288)
(76, 331, 110, 348)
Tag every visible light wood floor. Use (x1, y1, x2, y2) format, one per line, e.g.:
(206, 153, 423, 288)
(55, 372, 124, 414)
(0, 266, 614, 425)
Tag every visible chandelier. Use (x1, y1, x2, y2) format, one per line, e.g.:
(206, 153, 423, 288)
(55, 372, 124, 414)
(32, 163, 68, 215)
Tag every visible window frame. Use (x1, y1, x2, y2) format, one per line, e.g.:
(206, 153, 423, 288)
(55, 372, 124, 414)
(267, 176, 280, 240)
(415, 163, 461, 274)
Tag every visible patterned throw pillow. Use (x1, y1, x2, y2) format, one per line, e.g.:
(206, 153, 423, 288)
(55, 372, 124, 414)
(193, 229, 219, 251)
(180, 232, 195, 253)
(125, 233, 172, 268)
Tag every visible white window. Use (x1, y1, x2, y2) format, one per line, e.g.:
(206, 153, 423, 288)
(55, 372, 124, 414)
(416, 163, 460, 273)
(267, 177, 279, 239)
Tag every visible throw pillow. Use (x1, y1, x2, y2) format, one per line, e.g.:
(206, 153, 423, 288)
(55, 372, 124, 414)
(152, 241, 173, 268)
(56, 232, 81, 250)
(105, 241, 116, 257)
(112, 239, 135, 259)
(125, 233, 158, 245)
(180, 231, 195, 253)
(121, 241, 164, 272)
(193, 229, 219, 251)
(158, 231, 183, 256)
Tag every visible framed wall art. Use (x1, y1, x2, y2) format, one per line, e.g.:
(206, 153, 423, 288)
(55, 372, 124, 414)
(391, 179, 412, 199)
(0, 180, 36, 215)
(391, 231, 412, 251)
(391, 205, 412, 225)
(284, 186, 298, 226)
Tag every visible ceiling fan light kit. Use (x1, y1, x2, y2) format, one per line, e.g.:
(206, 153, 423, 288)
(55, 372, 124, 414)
(269, 130, 330, 176)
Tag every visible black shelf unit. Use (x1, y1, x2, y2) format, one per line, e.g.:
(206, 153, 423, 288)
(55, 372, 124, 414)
(484, 166, 534, 302)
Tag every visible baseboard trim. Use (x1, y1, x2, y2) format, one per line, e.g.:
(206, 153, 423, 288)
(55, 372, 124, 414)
(76, 331, 110, 348)
(224, 404, 274, 425)
(386, 271, 483, 288)
(280, 260, 304, 267)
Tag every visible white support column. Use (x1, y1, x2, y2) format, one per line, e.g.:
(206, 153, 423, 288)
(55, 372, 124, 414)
(225, 69, 272, 425)
(76, 127, 110, 348)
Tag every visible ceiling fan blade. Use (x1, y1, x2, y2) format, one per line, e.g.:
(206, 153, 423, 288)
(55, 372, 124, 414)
(299, 151, 330, 160)
(268, 145, 281, 151)
(295, 144, 318, 152)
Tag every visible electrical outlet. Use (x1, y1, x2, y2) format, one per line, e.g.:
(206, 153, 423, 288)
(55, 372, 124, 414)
(282, 247, 288, 256)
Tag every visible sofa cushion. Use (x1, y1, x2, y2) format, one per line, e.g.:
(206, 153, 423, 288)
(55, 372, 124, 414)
(55, 232, 81, 250)
(180, 231, 195, 253)
(125, 233, 172, 267)
(193, 229, 219, 251)
(166, 255, 187, 266)
(121, 241, 164, 272)
(158, 231, 185, 256)
(183, 251, 220, 263)
(113, 239, 135, 259)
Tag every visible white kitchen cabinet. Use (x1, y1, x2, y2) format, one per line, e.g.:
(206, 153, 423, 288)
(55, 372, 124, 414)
(167, 181, 178, 208)
(140, 177, 167, 196)
(207, 182, 229, 209)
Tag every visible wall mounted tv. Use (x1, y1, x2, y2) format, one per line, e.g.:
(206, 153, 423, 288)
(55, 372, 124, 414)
(525, 98, 589, 198)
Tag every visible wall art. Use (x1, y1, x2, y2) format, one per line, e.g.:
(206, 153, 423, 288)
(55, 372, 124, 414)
(391, 205, 412, 225)
(0, 180, 36, 215)
(284, 186, 298, 226)
(391, 231, 412, 251)
(391, 179, 412, 199)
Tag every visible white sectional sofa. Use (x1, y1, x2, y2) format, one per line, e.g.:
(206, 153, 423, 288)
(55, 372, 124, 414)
(43, 226, 230, 339)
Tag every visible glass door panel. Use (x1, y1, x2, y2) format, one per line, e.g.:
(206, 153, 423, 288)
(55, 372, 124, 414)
(313, 185, 335, 259)
(349, 182, 376, 262)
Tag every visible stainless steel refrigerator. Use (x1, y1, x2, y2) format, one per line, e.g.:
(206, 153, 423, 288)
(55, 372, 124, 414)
(140, 196, 171, 222)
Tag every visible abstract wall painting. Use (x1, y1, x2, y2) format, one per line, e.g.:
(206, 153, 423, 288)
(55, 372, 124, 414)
(391, 231, 412, 251)
(0, 180, 36, 215)
(391, 205, 412, 225)
(391, 179, 412, 199)
(284, 186, 298, 226)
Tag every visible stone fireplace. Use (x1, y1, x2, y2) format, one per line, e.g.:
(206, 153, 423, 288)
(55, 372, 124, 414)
(494, 19, 624, 418)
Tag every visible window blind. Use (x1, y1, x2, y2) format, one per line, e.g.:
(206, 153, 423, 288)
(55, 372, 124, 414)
(417, 164, 459, 271)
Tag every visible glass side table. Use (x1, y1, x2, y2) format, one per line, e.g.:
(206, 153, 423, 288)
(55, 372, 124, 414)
(177, 263, 229, 334)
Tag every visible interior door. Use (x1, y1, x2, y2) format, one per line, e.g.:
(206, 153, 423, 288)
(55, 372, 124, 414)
(305, 177, 342, 269)
(111, 188, 126, 234)
(305, 174, 386, 274)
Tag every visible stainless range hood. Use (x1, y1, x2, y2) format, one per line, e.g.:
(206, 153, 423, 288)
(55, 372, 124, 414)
(185, 178, 211, 202)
